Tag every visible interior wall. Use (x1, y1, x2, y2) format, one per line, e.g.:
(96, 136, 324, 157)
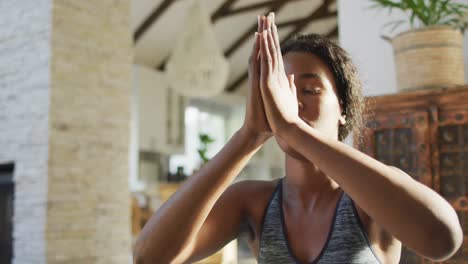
(46, 0, 133, 263)
(338, 0, 468, 97)
(0, 1, 52, 263)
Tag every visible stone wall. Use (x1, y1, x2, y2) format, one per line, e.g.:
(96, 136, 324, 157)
(0, 0, 133, 263)
(0, 0, 52, 263)
(46, 0, 133, 263)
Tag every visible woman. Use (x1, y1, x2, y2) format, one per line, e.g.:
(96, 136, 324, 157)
(133, 13, 462, 264)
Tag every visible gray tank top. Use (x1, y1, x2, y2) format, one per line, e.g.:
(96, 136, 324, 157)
(258, 179, 382, 264)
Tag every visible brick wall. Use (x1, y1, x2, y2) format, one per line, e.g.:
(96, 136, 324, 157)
(0, 0, 133, 263)
(0, 0, 52, 263)
(46, 0, 133, 263)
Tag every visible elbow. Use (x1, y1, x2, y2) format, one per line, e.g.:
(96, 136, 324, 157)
(132, 239, 145, 264)
(132, 237, 155, 264)
(424, 222, 463, 261)
(132, 236, 188, 264)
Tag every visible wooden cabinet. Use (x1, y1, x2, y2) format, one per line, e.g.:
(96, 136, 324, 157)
(355, 86, 468, 264)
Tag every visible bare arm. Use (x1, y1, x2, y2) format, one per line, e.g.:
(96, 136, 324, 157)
(133, 129, 267, 263)
(258, 13, 463, 261)
(281, 123, 462, 261)
(133, 16, 272, 264)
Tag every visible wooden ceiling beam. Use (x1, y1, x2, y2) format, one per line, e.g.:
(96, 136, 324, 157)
(326, 25, 339, 39)
(134, 0, 177, 43)
(225, 72, 248, 93)
(225, 0, 336, 93)
(225, 26, 337, 93)
(211, 0, 239, 22)
(135, 0, 237, 43)
(279, 0, 334, 43)
(158, 1, 287, 71)
(221, 0, 301, 17)
(224, 2, 288, 58)
(156, 0, 239, 71)
(276, 10, 337, 28)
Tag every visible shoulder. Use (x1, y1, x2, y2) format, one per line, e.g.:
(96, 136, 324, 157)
(227, 179, 280, 207)
(229, 179, 279, 193)
(226, 179, 281, 241)
(210, 179, 279, 218)
(224, 179, 280, 221)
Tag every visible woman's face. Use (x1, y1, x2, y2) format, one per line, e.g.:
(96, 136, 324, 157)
(276, 51, 344, 161)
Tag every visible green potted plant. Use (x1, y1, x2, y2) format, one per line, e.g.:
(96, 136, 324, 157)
(370, 0, 467, 92)
(197, 133, 215, 165)
(158, 133, 216, 203)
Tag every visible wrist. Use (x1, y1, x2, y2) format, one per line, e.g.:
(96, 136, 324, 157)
(274, 116, 303, 137)
(238, 126, 270, 147)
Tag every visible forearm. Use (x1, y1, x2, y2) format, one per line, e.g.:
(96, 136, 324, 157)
(279, 120, 462, 260)
(133, 128, 267, 262)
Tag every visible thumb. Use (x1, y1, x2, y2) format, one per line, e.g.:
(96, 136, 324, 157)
(288, 74, 296, 98)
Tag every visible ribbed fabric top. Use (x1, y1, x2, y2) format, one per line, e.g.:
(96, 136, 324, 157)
(258, 179, 382, 264)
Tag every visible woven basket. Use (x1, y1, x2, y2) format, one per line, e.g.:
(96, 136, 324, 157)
(391, 25, 464, 92)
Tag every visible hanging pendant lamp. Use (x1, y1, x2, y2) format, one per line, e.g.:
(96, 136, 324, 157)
(166, 0, 229, 97)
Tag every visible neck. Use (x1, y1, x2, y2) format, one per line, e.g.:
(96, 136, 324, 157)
(283, 154, 340, 210)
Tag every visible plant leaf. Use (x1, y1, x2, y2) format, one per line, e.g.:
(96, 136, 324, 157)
(366, 0, 468, 32)
(382, 19, 408, 32)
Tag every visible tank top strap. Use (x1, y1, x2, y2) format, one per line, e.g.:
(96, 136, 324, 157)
(258, 179, 291, 262)
(257, 179, 382, 264)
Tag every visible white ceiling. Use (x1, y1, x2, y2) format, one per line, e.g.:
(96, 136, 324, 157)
(132, 0, 338, 97)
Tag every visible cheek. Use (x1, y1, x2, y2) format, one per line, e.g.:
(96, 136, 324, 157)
(302, 94, 341, 122)
(320, 94, 342, 118)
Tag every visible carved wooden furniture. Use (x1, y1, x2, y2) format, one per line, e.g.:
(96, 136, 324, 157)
(355, 86, 468, 264)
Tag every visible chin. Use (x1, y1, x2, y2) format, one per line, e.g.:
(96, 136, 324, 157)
(275, 137, 309, 162)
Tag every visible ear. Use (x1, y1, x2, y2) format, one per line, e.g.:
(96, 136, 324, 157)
(339, 114, 347, 126)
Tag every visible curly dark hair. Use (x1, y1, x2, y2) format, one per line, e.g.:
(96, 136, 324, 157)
(281, 33, 365, 142)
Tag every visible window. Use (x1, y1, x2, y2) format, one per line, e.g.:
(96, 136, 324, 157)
(170, 103, 229, 176)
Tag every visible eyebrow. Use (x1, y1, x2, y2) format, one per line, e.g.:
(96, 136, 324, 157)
(296, 73, 321, 80)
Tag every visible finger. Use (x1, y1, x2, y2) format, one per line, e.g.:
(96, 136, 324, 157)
(260, 31, 272, 94)
(271, 13, 284, 73)
(288, 74, 297, 99)
(257, 15, 266, 61)
(265, 14, 277, 72)
(248, 32, 260, 79)
(261, 30, 273, 75)
(257, 15, 263, 33)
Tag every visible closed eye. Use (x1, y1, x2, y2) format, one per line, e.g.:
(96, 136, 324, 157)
(303, 87, 322, 94)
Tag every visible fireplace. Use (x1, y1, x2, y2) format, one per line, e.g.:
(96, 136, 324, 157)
(0, 163, 14, 264)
